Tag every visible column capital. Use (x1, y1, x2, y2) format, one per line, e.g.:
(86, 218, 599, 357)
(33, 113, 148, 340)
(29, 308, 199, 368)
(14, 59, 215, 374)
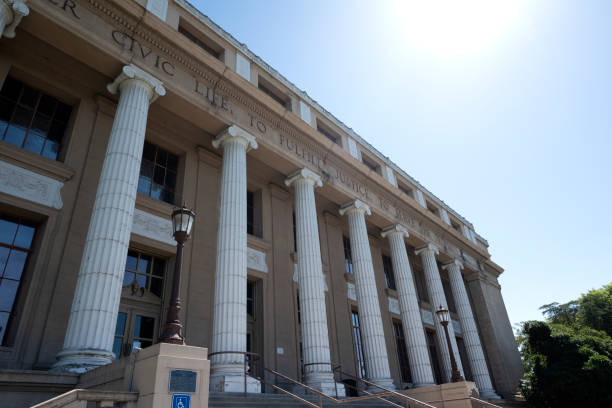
(415, 242, 439, 256)
(381, 224, 408, 239)
(339, 199, 371, 216)
(285, 167, 323, 188)
(1, 0, 29, 39)
(212, 125, 258, 151)
(442, 259, 464, 271)
(107, 65, 166, 103)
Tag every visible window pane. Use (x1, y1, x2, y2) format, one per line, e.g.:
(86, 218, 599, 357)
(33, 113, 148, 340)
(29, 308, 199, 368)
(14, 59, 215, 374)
(125, 252, 138, 270)
(31, 114, 51, 135)
(41, 140, 59, 160)
(0, 278, 19, 312)
(0, 311, 9, 344)
(153, 165, 165, 185)
(19, 86, 38, 108)
(165, 170, 176, 190)
(135, 273, 146, 288)
(137, 176, 151, 197)
(0, 98, 14, 134)
(142, 142, 156, 162)
(14, 225, 35, 249)
(0, 219, 18, 245)
(140, 159, 153, 178)
(150, 276, 163, 297)
(5, 121, 28, 148)
(152, 258, 165, 277)
(0, 247, 8, 272)
(115, 312, 127, 335)
(135, 315, 155, 339)
(24, 133, 45, 155)
(37, 95, 57, 117)
(0, 77, 21, 101)
(54, 102, 72, 124)
(47, 120, 66, 143)
(112, 337, 123, 360)
(4, 249, 28, 280)
(122, 271, 135, 287)
(156, 149, 168, 167)
(162, 188, 174, 205)
(138, 255, 151, 274)
(150, 183, 163, 200)
(166, 153, 178, 171)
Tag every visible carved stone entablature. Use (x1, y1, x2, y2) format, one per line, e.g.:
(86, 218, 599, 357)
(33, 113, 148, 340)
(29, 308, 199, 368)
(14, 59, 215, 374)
(0, 159, 63, 209)
(40, 0, 488, 265)
(388, 297, 400, 315)
(247, 247, 267, 273)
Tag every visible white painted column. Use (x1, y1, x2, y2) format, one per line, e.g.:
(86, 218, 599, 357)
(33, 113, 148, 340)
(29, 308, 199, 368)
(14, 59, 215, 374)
(381, 225, 435, 387)
(285, 168, 342, 395)
(0, 0, 29, 39)
(339, 200, 394, 390)
(415, 243, 464, 383)
(54, 65, 165, 373)
(443, 260, 499, 398)
(210, 125, 260, 393)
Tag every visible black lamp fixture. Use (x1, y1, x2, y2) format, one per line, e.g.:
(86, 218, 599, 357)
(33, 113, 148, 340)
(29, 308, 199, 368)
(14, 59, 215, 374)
(435, 305, 464, 383)
(159, 204, 195, 345)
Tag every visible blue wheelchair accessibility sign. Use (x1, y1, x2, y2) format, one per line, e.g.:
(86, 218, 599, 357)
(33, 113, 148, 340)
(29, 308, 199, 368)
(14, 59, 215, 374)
(172, 393, 190, 408)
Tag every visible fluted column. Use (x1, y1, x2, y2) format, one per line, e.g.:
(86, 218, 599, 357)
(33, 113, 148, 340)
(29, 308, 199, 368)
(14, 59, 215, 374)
(381, 225, 435, 387)
(210, 125, 260, 393)
(443, 260, 499, 398)
(54, 65, 165, 373)
(415, 243, 464, 383)
(285, 168, 341, 395)
(0, 0, 29, 39)
(339, 200, 394, 390)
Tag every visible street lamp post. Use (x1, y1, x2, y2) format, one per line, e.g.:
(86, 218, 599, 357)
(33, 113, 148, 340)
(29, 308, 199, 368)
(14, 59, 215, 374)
(435, 305, 464, 383)
(159, 205, 195, 345)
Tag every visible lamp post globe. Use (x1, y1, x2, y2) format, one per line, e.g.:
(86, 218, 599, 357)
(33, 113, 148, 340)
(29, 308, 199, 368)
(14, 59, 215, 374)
(159, 204, 195, 345)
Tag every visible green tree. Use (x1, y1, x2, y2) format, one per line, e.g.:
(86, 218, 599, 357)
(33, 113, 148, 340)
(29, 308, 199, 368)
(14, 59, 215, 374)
(519, 282, 612, 408)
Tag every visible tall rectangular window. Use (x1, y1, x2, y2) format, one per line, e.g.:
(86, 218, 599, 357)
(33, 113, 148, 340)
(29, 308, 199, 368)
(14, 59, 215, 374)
(426, 330, 443, 384)
(0, 76, 72, 160)
(393, 321, 412, 383)
(247, 190, 254, 235)
(0, 215, 36, 346)
(382, 254, 396, 290)
(343, 236, 353, 275)
(351, 310, 366, 379)
(138, 141, 178, 204)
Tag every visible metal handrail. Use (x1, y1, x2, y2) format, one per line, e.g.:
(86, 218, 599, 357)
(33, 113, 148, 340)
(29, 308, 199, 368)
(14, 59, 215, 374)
(332, 366, 438, 408)
(469, 396, 504, 408)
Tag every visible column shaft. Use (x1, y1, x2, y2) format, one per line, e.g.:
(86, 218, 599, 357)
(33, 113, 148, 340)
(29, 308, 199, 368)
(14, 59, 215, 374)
(286, 169, 337, 393)
(445, 261, 498, 398)
(417, 245, 464, 383)
(382, 227, 435, 387)
(55, 66, 164, 372)
(340, 201, 394, 389)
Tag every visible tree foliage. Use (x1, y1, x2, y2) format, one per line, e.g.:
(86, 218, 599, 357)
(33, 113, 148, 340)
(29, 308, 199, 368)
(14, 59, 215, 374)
(518, 283, 612, 407)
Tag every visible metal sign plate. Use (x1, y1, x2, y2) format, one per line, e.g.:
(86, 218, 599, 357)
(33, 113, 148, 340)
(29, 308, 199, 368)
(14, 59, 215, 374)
(169, 370, 197, 393)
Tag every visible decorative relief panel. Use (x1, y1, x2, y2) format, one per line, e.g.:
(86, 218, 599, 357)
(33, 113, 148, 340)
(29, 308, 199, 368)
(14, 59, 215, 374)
(0, 160, 63, 209)
(131, 209, 174, 245)
(247, 247, 268, 272)
(421, 308, 435, 326)
(388, 297, 400, 315)
(347, 282, 356, 301)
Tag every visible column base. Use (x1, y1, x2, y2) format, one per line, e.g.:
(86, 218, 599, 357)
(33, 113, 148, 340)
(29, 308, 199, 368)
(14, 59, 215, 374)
(209, 372, 261, 393)
(479, 389, 501, 399)
(303, 375, 346, 397)
(366, 377, 396, 393)
(51, 348, 114, 374)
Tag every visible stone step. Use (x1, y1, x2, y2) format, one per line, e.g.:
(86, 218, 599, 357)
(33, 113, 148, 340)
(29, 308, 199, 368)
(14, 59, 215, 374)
(208, 392, 401, 407)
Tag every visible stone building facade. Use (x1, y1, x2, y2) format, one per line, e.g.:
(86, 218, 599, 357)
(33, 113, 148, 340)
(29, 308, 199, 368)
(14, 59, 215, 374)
(0, 0, 522, 405)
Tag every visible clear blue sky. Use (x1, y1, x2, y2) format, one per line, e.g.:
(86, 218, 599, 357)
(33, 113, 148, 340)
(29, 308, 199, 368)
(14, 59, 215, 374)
(191, 0, 612, 327)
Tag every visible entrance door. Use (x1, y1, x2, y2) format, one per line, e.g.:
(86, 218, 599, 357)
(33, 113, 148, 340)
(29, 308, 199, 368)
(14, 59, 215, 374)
(246, 279, 263, 378)
(113, 308, 159, 359)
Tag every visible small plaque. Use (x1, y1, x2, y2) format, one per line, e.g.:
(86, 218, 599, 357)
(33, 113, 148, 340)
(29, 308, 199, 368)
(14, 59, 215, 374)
(169, 370, 197, 393)
(172, 393, 190, 408)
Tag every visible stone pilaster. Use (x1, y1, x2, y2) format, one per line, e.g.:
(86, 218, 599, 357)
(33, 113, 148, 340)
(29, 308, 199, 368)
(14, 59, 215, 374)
(0, 0, 29, 39)
(339, 200, 394, 390)
(415, 243, 464, 383)
(54, 65, 165, 373)
(209, 125, 260, 393)
(381, 225, 435, 387)
(285, 168, 343, 396)
(443, 260, 499, 398)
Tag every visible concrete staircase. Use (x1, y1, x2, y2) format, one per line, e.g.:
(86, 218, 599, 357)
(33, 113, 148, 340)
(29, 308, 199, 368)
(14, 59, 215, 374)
(208, 392, 401, 407)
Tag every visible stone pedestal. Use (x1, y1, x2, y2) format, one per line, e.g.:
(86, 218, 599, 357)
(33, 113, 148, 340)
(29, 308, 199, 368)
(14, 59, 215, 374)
(402, 381, 479, 408)
(416, 243, 464, 382)
(381, 225, 435, 387)
(210, 126, 260, 393)
(339, 200, 394, 390)
(443, 260, 499, 399)
(54, 65, 165, 373)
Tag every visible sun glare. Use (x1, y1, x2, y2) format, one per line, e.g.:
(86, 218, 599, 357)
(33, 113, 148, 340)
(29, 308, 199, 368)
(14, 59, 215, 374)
(391, 0, 525, 57)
